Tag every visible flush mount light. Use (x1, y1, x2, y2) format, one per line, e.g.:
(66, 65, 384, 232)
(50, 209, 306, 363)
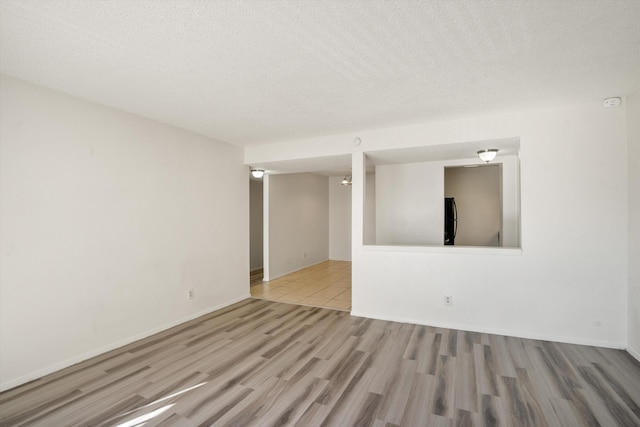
(477, 149, 499, 163)
(251, 169, 265, 179)
(341, 175, 352, 186)
(603, 97, 621, 108)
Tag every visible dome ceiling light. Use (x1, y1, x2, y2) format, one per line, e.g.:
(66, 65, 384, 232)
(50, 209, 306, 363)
(477, 149, 499, 163)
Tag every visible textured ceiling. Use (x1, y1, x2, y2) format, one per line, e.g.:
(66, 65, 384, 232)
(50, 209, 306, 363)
(1, 0, 640, 147)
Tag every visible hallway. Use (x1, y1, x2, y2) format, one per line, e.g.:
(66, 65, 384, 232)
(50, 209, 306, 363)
(250, 260, 351, 311)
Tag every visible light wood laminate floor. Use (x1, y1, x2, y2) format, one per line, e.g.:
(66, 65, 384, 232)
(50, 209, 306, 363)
(251, 261, 351, 311)
(1, 298, 639, 426)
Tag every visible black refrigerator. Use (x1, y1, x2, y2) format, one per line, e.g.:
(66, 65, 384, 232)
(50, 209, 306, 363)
(444, 197, 457, 245)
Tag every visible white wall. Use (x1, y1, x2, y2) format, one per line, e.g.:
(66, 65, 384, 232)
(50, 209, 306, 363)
(0, 75, 249, 390)
(246, 101, 628, 348)
(376, 162, 444, 245)
(501, 156, 520, 248)
(250, 178, 264, 270)
(267, 173, 329, 279)
(363, 173, 376, 245)
(628, 88, 640, 360)
(329, 176, 351, 261)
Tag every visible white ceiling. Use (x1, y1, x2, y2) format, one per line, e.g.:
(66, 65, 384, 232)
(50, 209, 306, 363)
(1, 0, 640, 148)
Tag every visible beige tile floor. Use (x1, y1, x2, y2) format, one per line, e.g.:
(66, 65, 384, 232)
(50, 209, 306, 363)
(250, 260, 351, 311)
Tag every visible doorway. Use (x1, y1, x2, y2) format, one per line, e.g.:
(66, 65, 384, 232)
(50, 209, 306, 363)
(249, 172, 352, 311)
(249, 177, 264, 285)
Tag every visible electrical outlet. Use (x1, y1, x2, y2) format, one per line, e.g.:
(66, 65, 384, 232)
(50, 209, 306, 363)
(444, 295, 453, 306)
(188, 289, 195, 300)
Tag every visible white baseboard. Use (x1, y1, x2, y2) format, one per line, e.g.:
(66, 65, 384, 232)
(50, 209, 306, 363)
(627, 345, 640, 363)
(266, 259, 329, 282)
(349, 310, 626, 350)
(0, 294, 250, 392)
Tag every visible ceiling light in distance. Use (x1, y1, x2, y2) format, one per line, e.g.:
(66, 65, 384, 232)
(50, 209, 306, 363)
(603, 97, 621, 108)
(341, 175, 352, 186)
(477, 149, 499, 163)
(251, 169, 265, 179)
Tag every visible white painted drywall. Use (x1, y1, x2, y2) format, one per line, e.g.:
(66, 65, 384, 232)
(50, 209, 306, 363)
(0, 75, 249, 390)
(376, 162, 444, 245)
(445, 165, 501, 246)
(329, 176, 351, 261)
(501, 157, 521, 248)
(267, 173, 329, 279)
(250, 178, 264, 270)
(263, 174, 272, 281)
(246, 101, 628, 348)
(363, 173, 376, 245)
(627, 88, 640, 360)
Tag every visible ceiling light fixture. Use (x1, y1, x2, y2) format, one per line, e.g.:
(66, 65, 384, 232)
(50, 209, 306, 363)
(477, 149, 499, 163)
(251, 169, 265, 179)
(341, 175, 352, 186)
(602, 97, 621, 108)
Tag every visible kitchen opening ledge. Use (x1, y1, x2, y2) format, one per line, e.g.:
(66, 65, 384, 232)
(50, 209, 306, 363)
(362, 244, 523, 256)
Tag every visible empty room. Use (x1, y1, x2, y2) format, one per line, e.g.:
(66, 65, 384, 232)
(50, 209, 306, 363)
(1, 1, 640, 426)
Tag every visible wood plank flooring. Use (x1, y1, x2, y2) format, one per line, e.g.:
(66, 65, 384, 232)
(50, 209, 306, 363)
(1, 298, 639, 426)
